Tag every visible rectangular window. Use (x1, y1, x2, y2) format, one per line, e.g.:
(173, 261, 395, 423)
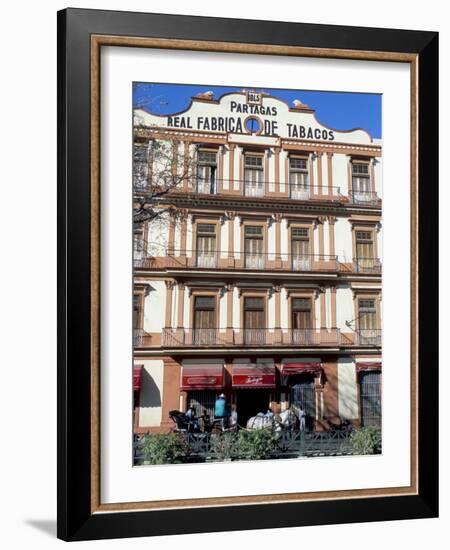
(243, 297, 265, 345)
(292, 298, 312, 329)
(358, 299, 377, 330)
(196, 223, 217, 268)
(193, 295, 216, 344)
(355, 230, 375, 271)
(244, 154, 264, 197)
(357, 298, 380, 345)
(351, 161, 371, 203)
(289, 157, 309, 199)
(291, 297, 313, 344)
(244, 225, 264, 269)
(196, 149, 217, 194)
(291, 227, 311, 270)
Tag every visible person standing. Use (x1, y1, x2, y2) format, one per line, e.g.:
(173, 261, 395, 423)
(230, 403, 238, 431)
(214, 393, 228, 430)
(298, 405, 306, 431)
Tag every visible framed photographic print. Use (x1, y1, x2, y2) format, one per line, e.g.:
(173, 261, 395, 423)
(57, 8, 438, 541)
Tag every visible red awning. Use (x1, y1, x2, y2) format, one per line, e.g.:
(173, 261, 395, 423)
(180, 364, 224, 390)
(133, 365, 143, 391)
(356, 362, 382, 372)
(281, 362, 322, 375)
(232, 363, 276, 388)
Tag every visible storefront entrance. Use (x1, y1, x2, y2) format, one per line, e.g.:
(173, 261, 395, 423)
(288, 375, 316, 431)
(235, 389, 272, 427)
(187, 390, 217, 420)
(359, 371, 381, 427)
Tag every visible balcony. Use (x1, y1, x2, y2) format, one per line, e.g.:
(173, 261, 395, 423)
(356, 329, 382, 347)
(353, 257, 382, 274)
(134, 250, 339, 273)
(349, 190, 380, 206)
(134, 329, 152, 347)
(161, 328, 341, 348)
(165, 179, 344, 202)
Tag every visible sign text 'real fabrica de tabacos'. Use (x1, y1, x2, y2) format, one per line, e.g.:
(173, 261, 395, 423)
(166, 98, 336, 141)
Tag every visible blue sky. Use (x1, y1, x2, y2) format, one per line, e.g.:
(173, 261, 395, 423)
(133, 82, 382, 139)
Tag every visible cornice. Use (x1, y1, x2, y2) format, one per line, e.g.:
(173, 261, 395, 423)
(152, 194, 382, 217)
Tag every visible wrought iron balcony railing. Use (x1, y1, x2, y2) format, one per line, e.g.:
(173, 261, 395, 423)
(133, 329, 152, 347)
(353, 257, 382, 274)
(134, 250, 339, 272)
(349, 190, 380, 206)
(356, 329, 382, 347)
(161, 328, 341, 348)
(134, 177, 345, 201)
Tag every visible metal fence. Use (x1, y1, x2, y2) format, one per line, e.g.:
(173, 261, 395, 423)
(133, 429, 382, 465)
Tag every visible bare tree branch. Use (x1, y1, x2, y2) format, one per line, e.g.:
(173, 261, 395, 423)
(133, 127, 198, 226)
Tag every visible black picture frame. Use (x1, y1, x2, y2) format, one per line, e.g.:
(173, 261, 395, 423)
(57, 8, 438, 541)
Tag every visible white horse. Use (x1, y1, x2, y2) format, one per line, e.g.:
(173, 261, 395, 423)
(246, 406, 301, 431)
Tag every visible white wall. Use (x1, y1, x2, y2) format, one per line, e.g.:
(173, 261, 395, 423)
(234, 217, 241, 256)
(337, 357, 359, 419)
(336, 285, 355, 331)
(186, 214, 193, 257)
(137, 359, 164, 427)
(334, 218, 354, 262)
(143, 280, 166, 333)
(268, 219, 276, 258)
(374, 157, 383, 198)
(333, 153, 349, 195)
(280, 218, 289, 259)
(220, 219, 228, 258)
(232, 287, 240, 328)
(219, 291, 227, 329)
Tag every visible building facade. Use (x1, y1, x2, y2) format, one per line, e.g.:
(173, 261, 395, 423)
(132, 90, 382, 434)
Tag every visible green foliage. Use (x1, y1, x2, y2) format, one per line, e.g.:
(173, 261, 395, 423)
(209, 431, 237, 461)
(142, 433, 185, 465)
(236, 429, 276, 460)
(351, 426, 380, 455)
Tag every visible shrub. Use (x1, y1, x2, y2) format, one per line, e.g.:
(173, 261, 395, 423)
(351, 426, 380, 455)
(209, 431, 237, 461)
(142, 433, 185, 465)
(236, 429, 276, 460)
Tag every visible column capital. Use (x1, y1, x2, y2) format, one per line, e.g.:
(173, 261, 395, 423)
(225, 210, 236, 221)
(165, 280, 176, 290)
(177, 208, 189, 221)
(327, 215, 337, 225)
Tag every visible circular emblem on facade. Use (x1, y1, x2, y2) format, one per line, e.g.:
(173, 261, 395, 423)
(244, 116, 262, 134)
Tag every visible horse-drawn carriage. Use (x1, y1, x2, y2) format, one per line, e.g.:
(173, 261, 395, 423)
(169, 405, 305, 434)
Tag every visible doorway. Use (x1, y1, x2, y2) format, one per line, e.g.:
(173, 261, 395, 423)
(359, 370, 381, 427)
(289, 374, 316, 431)
(235, 389, 271, 427)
